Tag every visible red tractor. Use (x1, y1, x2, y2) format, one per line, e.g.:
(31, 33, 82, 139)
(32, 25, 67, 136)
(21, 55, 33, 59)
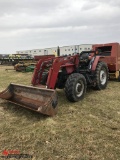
(32, 51, 108, 102)
(0, 49, 109, 116)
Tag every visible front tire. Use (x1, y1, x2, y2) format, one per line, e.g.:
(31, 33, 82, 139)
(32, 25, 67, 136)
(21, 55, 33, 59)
(40, 72, 48, 85)
(94, 62, 108, 90)
(65, 73, 86, 102)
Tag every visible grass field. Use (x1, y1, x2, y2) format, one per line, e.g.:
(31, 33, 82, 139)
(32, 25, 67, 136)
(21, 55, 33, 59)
(0, 65, 120, 160)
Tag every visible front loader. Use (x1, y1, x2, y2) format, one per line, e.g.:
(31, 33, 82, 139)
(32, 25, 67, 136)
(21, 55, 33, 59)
(0, 52, 109, 116)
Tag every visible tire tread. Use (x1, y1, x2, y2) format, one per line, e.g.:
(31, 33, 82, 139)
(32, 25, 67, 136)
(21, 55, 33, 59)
(65, 73, 86, 102)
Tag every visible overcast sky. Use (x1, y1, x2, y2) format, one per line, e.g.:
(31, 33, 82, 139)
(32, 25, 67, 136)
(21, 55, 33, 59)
(0, 0, 120, 54)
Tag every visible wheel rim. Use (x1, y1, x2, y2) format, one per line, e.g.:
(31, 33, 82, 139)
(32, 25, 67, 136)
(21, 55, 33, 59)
(100, 70, 107, 85)
(75, 80, 84, 97)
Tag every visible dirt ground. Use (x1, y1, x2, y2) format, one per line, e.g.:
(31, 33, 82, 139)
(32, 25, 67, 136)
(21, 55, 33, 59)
(0, 65, 120, 160)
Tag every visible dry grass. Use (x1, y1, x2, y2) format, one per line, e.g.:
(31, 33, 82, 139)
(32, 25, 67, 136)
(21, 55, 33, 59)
(0, 65, 120, 160)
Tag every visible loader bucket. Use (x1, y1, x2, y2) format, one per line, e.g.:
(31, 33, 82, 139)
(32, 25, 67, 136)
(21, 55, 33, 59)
(0, 83, 58, 116)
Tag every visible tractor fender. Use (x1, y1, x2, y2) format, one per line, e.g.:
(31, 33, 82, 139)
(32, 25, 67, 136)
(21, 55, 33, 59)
(91, 56, 104, 71)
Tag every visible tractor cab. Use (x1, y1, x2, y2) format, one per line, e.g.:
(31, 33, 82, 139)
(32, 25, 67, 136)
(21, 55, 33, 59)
(79, 51, 95, 70)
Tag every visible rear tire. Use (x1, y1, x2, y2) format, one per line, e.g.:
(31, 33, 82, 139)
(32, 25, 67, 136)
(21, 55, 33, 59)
(118, 75, 120, 82)
(94, 62, 108, 90)
(65, 73, 86, 102)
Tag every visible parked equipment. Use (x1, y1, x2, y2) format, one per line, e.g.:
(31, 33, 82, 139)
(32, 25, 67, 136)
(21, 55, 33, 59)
(0, 42, 120, 116)
(92, 43, 120, 80)
(14, 62, 36, 72)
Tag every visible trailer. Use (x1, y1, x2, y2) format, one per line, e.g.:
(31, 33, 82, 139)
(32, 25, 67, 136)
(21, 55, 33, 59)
(0, 57, 34, 66)
(92, 42, 120, 80)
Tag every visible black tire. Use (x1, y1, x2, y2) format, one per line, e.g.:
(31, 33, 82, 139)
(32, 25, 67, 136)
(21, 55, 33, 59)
(40, 72, 48, 85)
(64, 73, 86, 102)
(94, 62, 108, 90)
(118, 75, 120, 82)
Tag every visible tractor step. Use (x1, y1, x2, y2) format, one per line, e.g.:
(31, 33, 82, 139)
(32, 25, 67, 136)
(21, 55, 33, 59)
(0, 83, 58, 116)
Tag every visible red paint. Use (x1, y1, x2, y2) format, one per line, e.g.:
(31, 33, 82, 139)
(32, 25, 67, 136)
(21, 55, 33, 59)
(2, 150, 20, 156)
(32, 55, 79, 89)
(92, 43, 120, 72)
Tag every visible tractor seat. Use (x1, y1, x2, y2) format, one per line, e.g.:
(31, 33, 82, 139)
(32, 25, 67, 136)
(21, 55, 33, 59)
(79, 53, 90, 63)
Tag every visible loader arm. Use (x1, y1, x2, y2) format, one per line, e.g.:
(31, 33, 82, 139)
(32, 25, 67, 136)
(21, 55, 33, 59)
(46, 55, 79, 89)
(32, 55, 80, 89)
(32, 57, 54, 85)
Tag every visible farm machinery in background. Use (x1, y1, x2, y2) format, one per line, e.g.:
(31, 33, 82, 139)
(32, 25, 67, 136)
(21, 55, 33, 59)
(14, 61, 36, 72)
(0, 54, 34, 65)
(0, 43, 120, 116)
(14, 55, 55, 72)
